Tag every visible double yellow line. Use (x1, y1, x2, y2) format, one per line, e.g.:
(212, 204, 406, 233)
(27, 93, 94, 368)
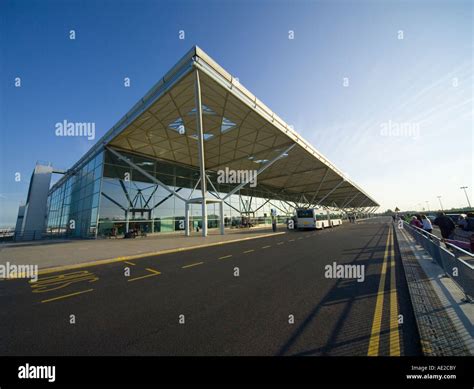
(367, 226, 400, 356)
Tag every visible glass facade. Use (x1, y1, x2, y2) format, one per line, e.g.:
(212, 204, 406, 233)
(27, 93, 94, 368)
(46, 152, 103, 238)
(46, 148, 294, 239)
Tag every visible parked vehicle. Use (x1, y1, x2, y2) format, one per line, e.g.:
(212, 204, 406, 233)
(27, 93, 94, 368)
(295, 209, 342, 230)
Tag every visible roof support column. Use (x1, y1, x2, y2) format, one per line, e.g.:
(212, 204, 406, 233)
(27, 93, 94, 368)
(222, 143, 296, 201)
(356, 198, 371, 213)
(332, 203, 349, 219)
(194, 69, 207, 237)
(219, 201, 225, 235)
(314, 179, 346, 207)
(185, 202, 190, 236)
(367, 206, 376, 214)
(105, 146, 187, 202)
(342, 193, 360, 209)
(309, 167, 330, 204)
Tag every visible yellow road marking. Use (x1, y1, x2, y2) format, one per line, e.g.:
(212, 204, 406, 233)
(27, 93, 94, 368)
(37, 231, 287, 276)
(243, 249, 254, 253)
(124, 261, 136, 266)
(389, 229, 401, 356)
(41, 288, 94, 303)
(368, 227, 391, 356)
(262, 245, 271, 249)
(297, 237, 303, 240)
(182, 262, 204, 269)
(218, 255, 233, 260)
(288, 239, 295, 242)
(30, 271, 98, 293)
(127, 268, 161, 282)
(277, 242, 284, 245)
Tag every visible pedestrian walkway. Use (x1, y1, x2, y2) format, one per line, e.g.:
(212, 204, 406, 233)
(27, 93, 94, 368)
(0, 226, 287, 272)
(394, 224, 474, 356)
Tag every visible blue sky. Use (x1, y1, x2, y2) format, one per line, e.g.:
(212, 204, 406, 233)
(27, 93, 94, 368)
(0, 0, 472, 227)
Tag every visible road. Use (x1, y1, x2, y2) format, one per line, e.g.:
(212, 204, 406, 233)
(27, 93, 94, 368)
(0, 217, 421, 356)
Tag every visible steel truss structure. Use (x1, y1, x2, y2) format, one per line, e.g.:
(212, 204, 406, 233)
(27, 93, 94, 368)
(50, 46, 379, 237)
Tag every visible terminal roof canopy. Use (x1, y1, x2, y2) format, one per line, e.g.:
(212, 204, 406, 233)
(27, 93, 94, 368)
(105, 46, 378, 209)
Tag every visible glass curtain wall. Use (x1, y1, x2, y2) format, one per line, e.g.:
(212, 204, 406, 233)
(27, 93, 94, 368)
(46, 147, 296, 239)
(97, 149, 291, 238)
(46, 151, 103, 238)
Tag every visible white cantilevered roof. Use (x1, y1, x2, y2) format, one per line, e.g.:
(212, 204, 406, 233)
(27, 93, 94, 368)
(99, 46, 377, 208)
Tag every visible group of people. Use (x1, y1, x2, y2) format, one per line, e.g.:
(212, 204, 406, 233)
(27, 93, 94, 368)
(408, 212, 457, 239)
(123, 226, 148, 239)
(458, 212, 474, 231)
(348, 215, 357, 223)
(396, 211, 473, 252)
(227, 216, 255, 228)
(409, 214, 433, 233)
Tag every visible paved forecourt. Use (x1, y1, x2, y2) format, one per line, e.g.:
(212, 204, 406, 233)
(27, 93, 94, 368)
(1, 217, 420, 356)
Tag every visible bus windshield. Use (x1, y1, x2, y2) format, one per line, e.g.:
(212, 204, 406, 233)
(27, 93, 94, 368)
(297, 209, 314, 218)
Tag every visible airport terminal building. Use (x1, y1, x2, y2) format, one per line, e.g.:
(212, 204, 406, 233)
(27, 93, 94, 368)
(16, 47, 378, 240)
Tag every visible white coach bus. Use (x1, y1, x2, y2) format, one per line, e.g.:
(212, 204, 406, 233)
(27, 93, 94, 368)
(295, 209, 342, 230)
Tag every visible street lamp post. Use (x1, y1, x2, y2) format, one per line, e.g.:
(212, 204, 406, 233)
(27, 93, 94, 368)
(425, 201, 430, 212)
(437, 196, 443, 211)
(460, 186, 472, 209)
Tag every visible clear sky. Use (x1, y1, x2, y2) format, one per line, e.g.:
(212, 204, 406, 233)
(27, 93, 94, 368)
(0, 0, 472, 227)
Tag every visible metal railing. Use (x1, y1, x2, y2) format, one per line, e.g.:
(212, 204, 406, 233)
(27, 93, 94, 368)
(399, 221, 474, 303)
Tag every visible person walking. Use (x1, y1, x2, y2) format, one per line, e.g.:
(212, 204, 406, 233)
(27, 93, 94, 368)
(421, 214, 433, 233)
(410, 216, 423, 228)
(465, 212, 474, 231)
(433, 212, 456, 239)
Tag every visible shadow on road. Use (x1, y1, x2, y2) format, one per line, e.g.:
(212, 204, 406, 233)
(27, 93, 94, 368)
(276, 223, 389, 356)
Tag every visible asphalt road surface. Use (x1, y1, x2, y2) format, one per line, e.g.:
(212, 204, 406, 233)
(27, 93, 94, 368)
(0, 216, 421, 356)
